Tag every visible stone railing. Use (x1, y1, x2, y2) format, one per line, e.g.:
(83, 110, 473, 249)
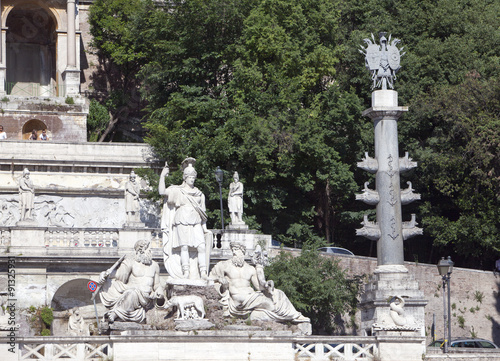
(45, 229, 120, 248)
(8, 335, 378, 361)
(1, 226, 269, 258)
(1, 227, 258, 253)
(293, 336, 377, 360)
(15, 337, 112, 360)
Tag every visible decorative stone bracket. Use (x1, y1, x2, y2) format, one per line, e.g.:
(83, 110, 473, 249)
(402, 214, 423, 240)
(357, 152, 378, 173)
(399, 152, 417, 173)
(400, 181, 421, 205)
(355, 182, 380, 205)
(356, 215, 381, 240)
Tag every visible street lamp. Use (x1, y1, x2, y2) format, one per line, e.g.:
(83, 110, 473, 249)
(437, 256, 454, 353)
(214, 166, 224, 231)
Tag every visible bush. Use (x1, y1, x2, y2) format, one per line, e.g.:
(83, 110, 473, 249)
(265, 242, 363, 334)
(87, 99, 110, 141)
(40, 307, 54, 327)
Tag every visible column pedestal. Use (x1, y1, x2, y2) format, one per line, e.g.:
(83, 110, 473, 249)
(63, 68, 80, 96)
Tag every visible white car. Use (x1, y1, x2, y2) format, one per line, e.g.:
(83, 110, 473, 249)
(318, 247, 354, 256)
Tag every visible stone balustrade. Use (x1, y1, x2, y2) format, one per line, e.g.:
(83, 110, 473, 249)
(1, 226, 268, 258)
(3, 335, 381, 361)
(44, 229, 119, 248)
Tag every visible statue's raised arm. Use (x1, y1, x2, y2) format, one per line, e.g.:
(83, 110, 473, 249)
(359, 32, 405, 90)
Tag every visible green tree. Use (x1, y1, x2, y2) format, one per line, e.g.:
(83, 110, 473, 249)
(143, 0, 367, 246)
(87, 100, 110, 142)
(409, 76, 500, 268)
(265, 245, 363, 333)
(89, 0, 154, 141)
(88, 0, 500, 267)
(337, 0, 500, 264)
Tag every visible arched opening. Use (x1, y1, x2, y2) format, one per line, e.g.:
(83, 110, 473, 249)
(6, 4, 57, 96)
(51, 278, 101, 311)
(51, 278, 104, 336)
(22, 119, 48, 140)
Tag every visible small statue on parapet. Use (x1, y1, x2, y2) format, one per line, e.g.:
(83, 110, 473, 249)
(228, 172, 244, 225)
(210, 242, 310, 329)
(124, 171, 142, 225)
(359, 32, 405, 90)
(18, 168, 35, 223)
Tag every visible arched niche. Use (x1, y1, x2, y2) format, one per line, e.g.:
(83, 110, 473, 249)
(22, 119, 48, 140)
(6, 3, 57, 96)
(51, 278, 104, 336)
(51, 278, 101, 311)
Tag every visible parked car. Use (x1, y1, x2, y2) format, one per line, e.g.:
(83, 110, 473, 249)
(318, 247, 354, 256)
(428, 338, 498, 349)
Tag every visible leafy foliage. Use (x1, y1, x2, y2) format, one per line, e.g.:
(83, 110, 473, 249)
(265, 245, 363, 333)
(409, 76, 500, 268)
(89, 0, 500, 268)
(87, 100, 110, 142)
(28, 306, 54, 336)
(139, 0, 367, 245)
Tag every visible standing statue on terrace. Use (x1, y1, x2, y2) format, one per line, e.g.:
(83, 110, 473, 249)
(18, 168, 35, 221)
(228, 172, 244, 225)
(359, 32, 405, 90)
(98, 240, 164, 323)
(210, 242, 310, 325)
(124, 171, 142, 224)
(159, 158, 212, 280)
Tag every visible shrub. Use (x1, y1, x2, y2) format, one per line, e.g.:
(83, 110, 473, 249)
(265, 242, 363, 333)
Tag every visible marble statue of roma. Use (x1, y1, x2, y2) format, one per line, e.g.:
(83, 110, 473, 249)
(228, 171, 244, 224)
(159, 158, 212, 280)
(210, 242, 310, 324)
(359, 32, 405, 90)
(19, 168, 35, 220)
(67, 307, 89, 336)
(98, 239, 164, 323)
(124, 170, 141, 223)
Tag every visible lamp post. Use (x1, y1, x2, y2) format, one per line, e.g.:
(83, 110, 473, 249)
(214, 166, 224, 231)
(437, 256, 454, 353)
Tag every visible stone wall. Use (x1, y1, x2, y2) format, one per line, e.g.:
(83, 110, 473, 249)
(271, 249, 500, 347)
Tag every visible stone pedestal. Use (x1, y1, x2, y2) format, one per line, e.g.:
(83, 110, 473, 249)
(63, 68, 80, 96)
(359, 265, 427, 338)
(376, 333, 426, 361)
(0, 66, 6, 95)
(123, 221, 146, 229)
(227, 223, 249, 231)
(220, 228, 271, 255)
(11, 228, 44, 247)
(118, 228, 152, 250)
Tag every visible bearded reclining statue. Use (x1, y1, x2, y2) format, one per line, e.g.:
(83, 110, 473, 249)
(210, 242, 310, 325)
(98, 240, 164, 323)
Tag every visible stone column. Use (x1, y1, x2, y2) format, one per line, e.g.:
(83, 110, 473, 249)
(365, 90, 406, 266)
(67, 0, 76, 68)
(63, 0, 80, 96)
(0, 0, 5, 95)
(357, 91, 426, 357)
